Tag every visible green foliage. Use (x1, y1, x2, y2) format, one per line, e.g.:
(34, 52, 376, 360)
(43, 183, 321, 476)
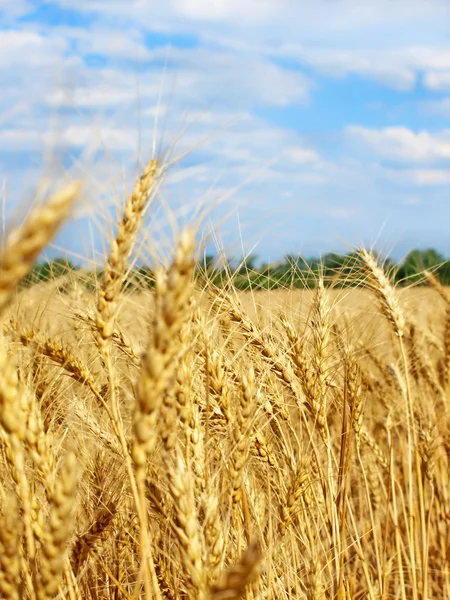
(21, 258, 78, 288)
(21, 249, 450, 293)
(396, 249, 450, 285)
(122, 266, 155, 291)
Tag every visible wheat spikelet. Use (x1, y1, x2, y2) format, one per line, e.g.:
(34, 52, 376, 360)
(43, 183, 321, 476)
(0, 338, 27, 443)
(418, 424, 437, 486)
(129, 230, 196, 597)
(198, 317, 232, 425)
(359, 248, 406, 337)
(96, 158, 160, 351)
(360, 428, 389, 471)
(0, 337, 36, 559)
(309, 278, 331, 433)
(408, 323, 443, 397)
(175, 341, 195, 429)
(440, 306, 450, 389)
(168, 453, 207, 598)
(365, 455, 383, 515)
(283, 316, 327, 432)
(158, 315, 196, 452)
(24, 394, 55, 490)
(0, 183, 80, 317)
(203, 492, 225, 575)
(36, 452, 78, 600)
(210, 542, 262, 600)
(279, 455, 312, 535)
(153, 545, 177, 600)
(0, 493, 21, 600)
(230, 366, 256, 505)
(346, 359, 363, 441)
(306, 554, 326, 600)
(251, 429, 277, 467)
(424, 270, 450, 304)
(212, 290, 296, 415)
(132, 229, 196, 468)
(12, 326, 106, 409)
(71, 503, 116, 575)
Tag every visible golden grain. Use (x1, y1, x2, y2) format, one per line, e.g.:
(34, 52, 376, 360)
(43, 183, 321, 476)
(0, 173, 449, 600)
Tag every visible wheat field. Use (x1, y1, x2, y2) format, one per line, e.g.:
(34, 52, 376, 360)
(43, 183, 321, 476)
(0, 163, 449, 600)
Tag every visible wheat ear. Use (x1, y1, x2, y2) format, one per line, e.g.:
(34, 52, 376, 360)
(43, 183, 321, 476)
(0, 493, 22, 600)
(359, 248, 406, 337)
(168, 453, 207, 598)
(210, 543, 262, 600)
(132, 230, 196, 598)
(230, 366, 256, 505)
(36, 452, 78, 600)
(132, 229, 196, 468)
(0, 183, 80, 317)
(71, 503, 116, 575)
(96, 159, 160, 351)
(13, 326, 107, 409)
(0, 338, 36, 559)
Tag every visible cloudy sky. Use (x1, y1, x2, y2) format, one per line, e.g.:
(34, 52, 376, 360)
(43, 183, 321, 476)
(2, 0, 450, 263)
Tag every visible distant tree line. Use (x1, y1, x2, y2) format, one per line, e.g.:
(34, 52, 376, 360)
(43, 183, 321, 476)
(20, 248, 450, 293)
(20, 258, 79, 287)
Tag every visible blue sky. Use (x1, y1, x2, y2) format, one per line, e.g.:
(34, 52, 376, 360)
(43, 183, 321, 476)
(1, 0, 450, 264)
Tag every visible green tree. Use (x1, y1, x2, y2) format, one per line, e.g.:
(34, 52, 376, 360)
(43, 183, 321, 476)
(236, 254, 259, 276)
(396, 249, 449, 284)
(21, 258, 77, 288)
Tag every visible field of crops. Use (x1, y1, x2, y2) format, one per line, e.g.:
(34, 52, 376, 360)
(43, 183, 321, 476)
(0, 172, 449, 600)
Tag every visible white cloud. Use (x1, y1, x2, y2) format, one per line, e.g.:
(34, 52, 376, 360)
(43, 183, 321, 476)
(346, 126, 450, 163)
(382, 167, 450, 187)
(424, 71, 450, 91)
(411, 169, 450, 186)
(0, 129, 43, 150)
(2, 0, 450, 259)
(40, 47, 312, 117)
(275, 45, 417, 91)
(0, 125, 138, 152)
(61, 1, 450, 93)
(0, 92, 330, 203)
(35, 1, 450, 97)
(2, 0, 430, 104)
(139, 46, 313, 108)
(170, 0, 278, 22)
(271, 44, 450, 92)
(0, 29, 67, 68)
(50, 25, 152, 61)
(47, 83, 160, 108)
(53, 0, 450, 34)
(286, 147, 320, 164)
(0, 0, 34, 20)
(86, 28, 150, 60)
